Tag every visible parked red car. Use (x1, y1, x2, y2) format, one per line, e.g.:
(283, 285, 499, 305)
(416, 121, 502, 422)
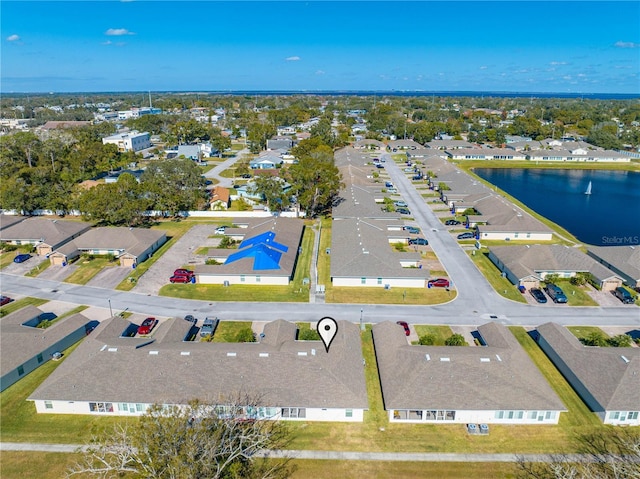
(137, 317, 158, 335)
(0, 295, 13, 306)
(396, 321, 411, 336)
(170, 274, 192, 284)
(428, 278, 450, 288)
(174, 269, 194, 278)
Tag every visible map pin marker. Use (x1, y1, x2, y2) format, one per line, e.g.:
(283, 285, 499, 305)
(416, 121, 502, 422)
(317, 316, 338, 353)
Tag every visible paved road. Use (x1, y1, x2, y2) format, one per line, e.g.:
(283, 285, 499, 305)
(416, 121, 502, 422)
(203, 147, 250, 188)
(0, 442, 554, 462)
(1, 273, 638, 327)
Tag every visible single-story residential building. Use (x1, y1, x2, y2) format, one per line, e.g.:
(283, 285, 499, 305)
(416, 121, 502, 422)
(0, 214, 27, 232)
(373, 321, 566, 424)
(330, 218, 429, 288)
(29, 317, 368, 421)
(0, 217, 91, 256)
(266, 136, 293, 151)
(1, 306, 95, 392)
(488, 244, 624, 291)
(104, 169, 144, 184)
(536, 322, 639, 426)
(353, 139, 385, 150)
(250, 154, 283, 170)
(48, 227, 166, 268)
(196, 218, 304, 285)
(587, 245, 640, 289)
(445, 148, 528, 161)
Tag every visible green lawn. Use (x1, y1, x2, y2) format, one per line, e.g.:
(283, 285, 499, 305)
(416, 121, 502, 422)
(467, 251, 527, 303)
(25, 259, 51, 277)
(508, 327, 602, 429)
(0, 297, 49, 317)
(63, 257, 117, 285)
(0, 342, 131, 444)
(550, 281, 598, 306)
(566, 326, 608, 342)
(412, 325, 454, 345)
(0, 246, 35, 270)
(210, 320, 255, 343)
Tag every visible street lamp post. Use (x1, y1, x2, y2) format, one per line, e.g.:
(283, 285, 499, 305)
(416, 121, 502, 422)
(108, 299, 113, 317)
(360, 308, 364, 331)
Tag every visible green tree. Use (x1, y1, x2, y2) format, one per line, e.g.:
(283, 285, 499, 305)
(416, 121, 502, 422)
(287, 144, 343, 217)
(141, 158, 207, 216)
(67, 399, 293, 479)
(418, 333, 436, 345)
(444, 333, 466, 346)
(582, 331, 608, 347)
(247, 122, 276, 153)
(607, 334, 633, 348)
(251, 175, 290, 212)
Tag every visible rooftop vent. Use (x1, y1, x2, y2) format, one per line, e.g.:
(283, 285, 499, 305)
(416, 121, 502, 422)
(107, 347, 117, 352)
(440, 357, 450, 362)
(621, 355, 630, 363)
(149, 351, 159, 355)
(495, 354, 502, 362)
(180, 351, 190, 356)
(480, 357, 491, 362)
(425, 354, 431, 361)
(259, 352, 269, 358)
(227, 352, 237, 357)
(297, 351, 308, 356)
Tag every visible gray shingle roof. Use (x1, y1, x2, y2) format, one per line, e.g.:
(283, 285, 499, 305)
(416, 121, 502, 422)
(1, 306, 91, 377)
(0, 218, 91, 248)
(330, 218, 429, 280)
(536, 322, 640, 412)
(489, 245, 622, 282)
(29, 318, 369, 410)
(195, 218, 304, 277)
(373, 321, 565, 411)
(587, 246, 640, 284)
(71, 227, 166, 258)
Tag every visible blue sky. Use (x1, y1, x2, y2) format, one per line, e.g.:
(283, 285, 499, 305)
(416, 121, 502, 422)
(2, 1, 639, 94)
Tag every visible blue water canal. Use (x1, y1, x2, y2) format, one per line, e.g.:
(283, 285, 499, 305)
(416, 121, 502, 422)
(473, 168, 640, 247)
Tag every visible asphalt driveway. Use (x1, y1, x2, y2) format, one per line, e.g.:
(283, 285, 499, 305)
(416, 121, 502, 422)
(132, 224, 222, 295)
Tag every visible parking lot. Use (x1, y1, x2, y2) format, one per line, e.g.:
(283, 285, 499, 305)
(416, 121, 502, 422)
(132, 224, 222, 295)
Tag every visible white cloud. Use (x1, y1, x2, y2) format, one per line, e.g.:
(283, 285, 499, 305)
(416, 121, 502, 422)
(105, 28, 134, 36)
(614, 41, 639, 48)
(285, 56, 300, 62)
(479, 65, 488, 70)
(550, 61, 567, 65)
(102, 40, 113, 45)
(315, 70, 325, 75)
(6, 34, 20, 42)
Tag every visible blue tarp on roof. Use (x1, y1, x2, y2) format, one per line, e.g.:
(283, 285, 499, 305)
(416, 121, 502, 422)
(226, 231, 289, 271)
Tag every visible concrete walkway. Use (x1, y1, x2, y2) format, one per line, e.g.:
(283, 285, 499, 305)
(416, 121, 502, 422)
(0, 442, 552, 462)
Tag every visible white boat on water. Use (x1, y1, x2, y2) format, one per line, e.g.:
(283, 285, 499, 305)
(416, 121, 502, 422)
(585, 181, 592, 195)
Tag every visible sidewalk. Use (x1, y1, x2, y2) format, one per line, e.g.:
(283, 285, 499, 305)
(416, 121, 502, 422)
(0, 442, 552, 462)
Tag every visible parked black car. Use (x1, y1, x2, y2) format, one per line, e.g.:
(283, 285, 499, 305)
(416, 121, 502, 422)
(530, 288, 547, 303)
(396, 208, 411, 215)
(409, 238, 428, 246)
(545, 283, 568, 303)
(445, 219, 461, 225)
(613, 286, 635, 304)
(457, 232, 474, 240)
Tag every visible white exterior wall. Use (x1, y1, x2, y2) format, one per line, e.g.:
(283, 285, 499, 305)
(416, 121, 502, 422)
(604, 411, 640, 426)
(197, 274, 289, 286)
(388, 409, 560, 425)
(332, 277, 427, 288)
(479, 231, 553, 241)
(32, 400, 364, 422)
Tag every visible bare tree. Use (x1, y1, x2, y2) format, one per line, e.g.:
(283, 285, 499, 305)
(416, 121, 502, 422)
(68, 395, 294, 479)
(516, 428, 640, 479)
